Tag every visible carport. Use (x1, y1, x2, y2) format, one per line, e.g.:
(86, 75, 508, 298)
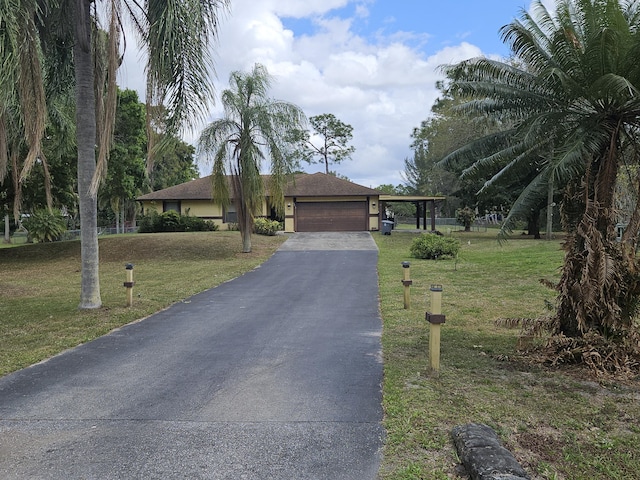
(378, 195, 445, 231)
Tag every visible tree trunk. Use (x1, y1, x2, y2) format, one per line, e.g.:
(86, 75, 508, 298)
(241, 212, 252, 253)
(546, 179, 554, 240)
(4, 213, 10, 243)
(74, 0, 101, 309)
(527, 212, 541, 239)
(556, 152, 640, 336)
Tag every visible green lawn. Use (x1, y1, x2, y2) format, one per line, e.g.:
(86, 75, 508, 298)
(376, 230, 640, 480)
(0, 231, 287, 375)
(1, 230, 639, 479)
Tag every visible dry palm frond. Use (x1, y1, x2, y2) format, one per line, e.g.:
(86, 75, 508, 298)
(496, 315, 557, 340)
(92, 1, 121, 195)
(539, 278, 557, 290)
(0, 113, 7, 183)
(541, 330, 640, 378)
(16, 10, 46, 185)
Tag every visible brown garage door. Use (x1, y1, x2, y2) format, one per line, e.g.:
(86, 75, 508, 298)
(296, 202, 368, 232)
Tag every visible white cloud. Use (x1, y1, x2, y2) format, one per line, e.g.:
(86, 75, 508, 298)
(118, 0, 494, 187)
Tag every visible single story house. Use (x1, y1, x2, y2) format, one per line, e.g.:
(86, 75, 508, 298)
(137, 172, 442, 233)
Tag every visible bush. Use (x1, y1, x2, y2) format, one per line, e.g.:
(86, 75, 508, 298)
(179, 214, 218, 232)
(410, 233, 460, 260)
(138, 211, 218, 233)
(253, 217, 282, 236)
(160, 210, 181, 232)
(22, 209, 67, 243)
(455, 206, 477, 231)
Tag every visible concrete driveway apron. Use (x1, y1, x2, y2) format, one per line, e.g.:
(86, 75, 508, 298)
(0, 232, 384, 479)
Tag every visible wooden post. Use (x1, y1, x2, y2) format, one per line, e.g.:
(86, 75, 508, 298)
(401, 262, 412, 309)
(426, 285, 445, 375)
(124, 263, 135, 307)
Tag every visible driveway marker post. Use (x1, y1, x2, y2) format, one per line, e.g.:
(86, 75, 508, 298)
(426, 285, 445, 375)
(124, 263, 135, 307)
(401, 261, 412, 309)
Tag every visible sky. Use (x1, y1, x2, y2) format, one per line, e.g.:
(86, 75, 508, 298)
(119, 0, 555, 189)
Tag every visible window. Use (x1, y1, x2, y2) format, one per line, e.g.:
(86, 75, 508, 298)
(163, 201, 181, 213)
(224, 203, 237, 223)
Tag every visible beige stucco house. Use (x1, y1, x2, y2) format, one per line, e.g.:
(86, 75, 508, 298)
(137, 173, 383, 233)
(138, 172, 444, 232)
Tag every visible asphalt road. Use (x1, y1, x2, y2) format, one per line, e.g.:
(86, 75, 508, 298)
(0, 232, 384, 479)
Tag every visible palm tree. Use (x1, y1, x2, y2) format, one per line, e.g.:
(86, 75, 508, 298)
(1, 0, 229, 308)
(442, 0, 640, 338)
(198, 64, 306, 253)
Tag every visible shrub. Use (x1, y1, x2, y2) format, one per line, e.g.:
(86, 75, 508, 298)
(22, 209, 67, 243)
(160, 210, 181, 232)
(253, 218, 282, 236)
(180, 215, 218, 232)
(410, 233, 460, 260)
(455, 206, 477, 231)
(138, 211, 218, 233)
(137, 211, 161, 233)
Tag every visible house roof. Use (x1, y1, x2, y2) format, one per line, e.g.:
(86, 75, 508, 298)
(138, 176, 215, 201)
(137, 173, 381, 201)
(379, 195, 445, 202)
(285, 173, 380, 197)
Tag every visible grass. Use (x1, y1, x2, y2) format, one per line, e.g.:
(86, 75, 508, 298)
(0, 231, 287, 375)
(2, 229, 640, 479)
(375, 230, 640, 480)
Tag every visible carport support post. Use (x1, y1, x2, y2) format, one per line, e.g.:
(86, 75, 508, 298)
(401, 261, 412, 309)
(426, 285, 445, 376)
(124, 263, 135, 307)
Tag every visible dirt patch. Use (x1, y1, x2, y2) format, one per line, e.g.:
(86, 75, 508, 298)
(515, 429, 565, 464)
(0, 282, 37, 298)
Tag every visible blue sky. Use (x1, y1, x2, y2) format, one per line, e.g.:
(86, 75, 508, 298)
(120, 0, 553, 187)
(282, 0, 531, 57)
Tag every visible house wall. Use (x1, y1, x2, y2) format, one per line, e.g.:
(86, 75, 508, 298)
(284, 197, 295, 232)
(369, 197, 379, 231)
(140, 199, 269, 229)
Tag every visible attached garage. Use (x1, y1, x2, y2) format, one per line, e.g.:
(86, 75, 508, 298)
(296, 201, 368, 232)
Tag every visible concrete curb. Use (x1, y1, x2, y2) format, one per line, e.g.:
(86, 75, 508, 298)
(451, 423, 530, 480)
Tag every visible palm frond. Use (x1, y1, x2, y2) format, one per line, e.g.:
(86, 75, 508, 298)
(92, 1, 121, 195)
(142, 0, 229, 134)
(17, 5, 46, 184)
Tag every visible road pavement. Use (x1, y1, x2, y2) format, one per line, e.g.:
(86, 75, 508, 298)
(0, 232, 384, 479)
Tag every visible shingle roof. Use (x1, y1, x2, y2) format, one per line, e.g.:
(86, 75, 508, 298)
(137, 177, 215, 201)
(137, 173, 380, 201)
(284, 172, 380, 197)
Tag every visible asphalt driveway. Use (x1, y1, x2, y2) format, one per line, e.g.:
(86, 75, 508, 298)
(0, 232, 384, 479)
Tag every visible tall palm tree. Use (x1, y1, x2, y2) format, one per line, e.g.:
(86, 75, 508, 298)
(442, 0, 640, 338)
(198, 64, 306, 253)
(1, 0, 229, 308)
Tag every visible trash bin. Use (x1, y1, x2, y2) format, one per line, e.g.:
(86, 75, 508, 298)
(381, 220, 394, 235)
